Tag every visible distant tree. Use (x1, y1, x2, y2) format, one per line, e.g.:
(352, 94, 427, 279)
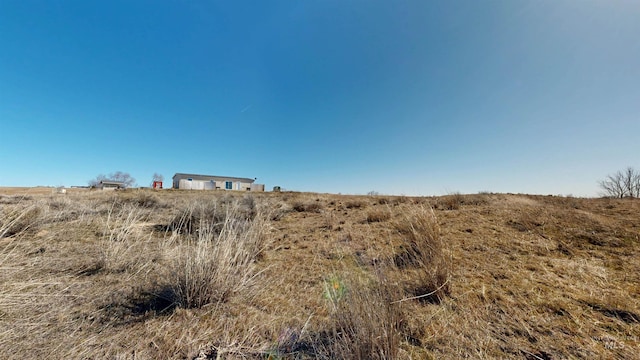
(88, 171, 136, 189)
(599, 167, 640, 198)
(111, 171, 136, 188)
(88, 174, 107, 188)
(152, 173, 164, 182)
(151, 173, 164, 187)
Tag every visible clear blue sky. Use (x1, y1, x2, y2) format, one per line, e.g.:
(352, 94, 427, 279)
(1, 1, 639, 196)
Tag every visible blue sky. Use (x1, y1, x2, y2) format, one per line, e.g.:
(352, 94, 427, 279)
(1, 1, 639, 196)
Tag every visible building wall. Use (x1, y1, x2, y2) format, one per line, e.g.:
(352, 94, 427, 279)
(178, 179, 206, 190)
(204, 180, 215, 190)
(173, 174, 256, 191)
(235, 181, 252, 191)
(99, 184, 120, 191)
(216, 180, 252, 191)
(177, 178, 252, 191)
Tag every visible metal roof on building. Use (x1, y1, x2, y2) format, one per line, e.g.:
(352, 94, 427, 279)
(99, 181, 125, 185)
(172, 173, 256, 183)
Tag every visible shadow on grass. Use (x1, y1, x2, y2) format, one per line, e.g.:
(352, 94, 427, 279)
(588, 303, 640, 324)
(99, 286, 178, 326)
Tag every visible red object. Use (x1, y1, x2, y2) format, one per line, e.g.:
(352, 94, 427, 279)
(152, 181, 163, 189)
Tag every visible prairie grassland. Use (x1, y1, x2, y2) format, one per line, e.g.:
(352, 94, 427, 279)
(0, 189, 639, 359)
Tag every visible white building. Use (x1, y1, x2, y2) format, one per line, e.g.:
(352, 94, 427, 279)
(172, 173, 263, 191)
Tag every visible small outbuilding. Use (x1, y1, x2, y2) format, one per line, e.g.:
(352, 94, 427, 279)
(98, 181, 125, 190)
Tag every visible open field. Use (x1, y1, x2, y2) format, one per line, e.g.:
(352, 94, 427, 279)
(1, 188, 639, 359)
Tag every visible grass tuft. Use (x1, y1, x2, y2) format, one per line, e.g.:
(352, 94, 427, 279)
(166, 200, 225, 235)
(437, 192, 464, 210)
(365, 208, 391, 223)
(292, 201, 323, 213)
(345, 200, 366, 209)
(165, 204, 270, 309)
(312, 274, 402, 360)
(131, 191, 164, 208)
(392, 206, 451, 303)
(97, 205, 151, 273)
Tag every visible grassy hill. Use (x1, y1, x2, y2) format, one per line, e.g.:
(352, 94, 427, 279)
(1, 189, 638, 359)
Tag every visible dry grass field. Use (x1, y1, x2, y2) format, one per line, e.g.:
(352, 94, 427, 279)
(1, 188, 639, 359)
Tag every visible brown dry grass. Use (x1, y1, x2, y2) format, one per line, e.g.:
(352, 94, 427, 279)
(1, 189, 639, 359)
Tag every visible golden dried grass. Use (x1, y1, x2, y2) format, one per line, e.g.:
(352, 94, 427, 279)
(0, 189, 639, 359)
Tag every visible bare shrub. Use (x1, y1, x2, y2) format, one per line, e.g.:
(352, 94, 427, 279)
(165, 206, 270, 309)
(599, 167, 640, 198)
(390, 196, 408, 206)
(345, 200, 365, 209)
(377, 197, 390, 205)
(292, 201, 323, 213)
(238, 195, 257, 219)
(366, 208, 391, 223)
(130, 191, 163, 208)
(268, 200, 292, 221)
(437, 192, 464, 210)
(462, 194, 490, 206)
(392, 206, 451, 303)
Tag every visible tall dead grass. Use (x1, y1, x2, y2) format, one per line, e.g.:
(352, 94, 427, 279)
(97, 205, 151, 273)
(0, 202, 82, 359)
(366, 207, 391, 223)
(164, 200, 271, 309)
(315, 275, 403, 360)
(392, 205, 451, 303)
(3, 190, 637, 358)
(0, 204, 40, 238)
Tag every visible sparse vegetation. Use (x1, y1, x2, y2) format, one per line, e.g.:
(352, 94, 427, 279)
(130, 191, 163, 208)
(392, 205, 450, 303)
(0, 204, 40, 238)
(97, 205, 150, 273)
(365, 208, 391, 223)
(291, 200, 323, 213)
(437, 191, 464, 210)
(345, 200, 365, 209)
(165, 202, 270, 308)
(0, 189, 639, 359)
(313, 274, 402, 360)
